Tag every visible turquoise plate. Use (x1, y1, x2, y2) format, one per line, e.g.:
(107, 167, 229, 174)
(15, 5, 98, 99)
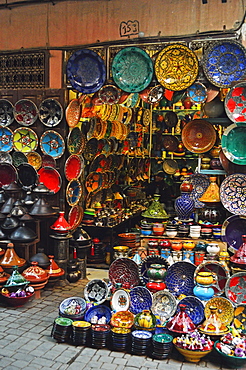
(0, 126, 13, 152)
(221, 123, 246, 165)
(40, 130, 65, 159)
(112, 47, 153, 93)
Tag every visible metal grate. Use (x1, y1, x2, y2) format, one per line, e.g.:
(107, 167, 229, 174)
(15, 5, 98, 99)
(0, 51, 47, 89)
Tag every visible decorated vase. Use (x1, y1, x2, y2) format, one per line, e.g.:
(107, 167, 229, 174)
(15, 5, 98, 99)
(175, 182, 194, 221)
(147, 264, 166, 281)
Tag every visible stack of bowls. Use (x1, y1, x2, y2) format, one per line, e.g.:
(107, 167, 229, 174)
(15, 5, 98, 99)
(189, 225, 201, 239)
(131, 330, 153, 355)
(59, 297, 87, 321)
(165, 223, 178, 238)
(91, 324, 111, 348)
(140, 222, 152, 236)
(51, 317, 73, 343)
(71, 321, 91, 346)
(151, 333, 173, 359)
(117, 233, 139, 255)
(178, 224, 189, 238)
(200, 227, 213, 239)
(110, 327, 131, 352)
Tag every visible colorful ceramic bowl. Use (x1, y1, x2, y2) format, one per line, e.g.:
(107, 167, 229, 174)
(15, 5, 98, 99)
(214, 341, 246, 368)
(173, 338, 213, 363)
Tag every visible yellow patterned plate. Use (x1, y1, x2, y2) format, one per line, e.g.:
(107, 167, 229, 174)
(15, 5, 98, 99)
(155, 43, 199, 91)
(72, 321, 91, 328)
(26, 151, 42, 170)
(111, 310, 135, 328)
(204, 297, 234, 326)
(13, 127, 38, 153)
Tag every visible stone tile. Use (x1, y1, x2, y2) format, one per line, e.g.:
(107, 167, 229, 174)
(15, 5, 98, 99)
(112, 357, 128, 365)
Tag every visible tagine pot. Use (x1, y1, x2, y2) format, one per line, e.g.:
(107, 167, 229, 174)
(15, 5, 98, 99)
(9, 222, 37, 243)
(230, 235, 246, 266)
(166, 304, 196, 335)
(29, 248, 50, 270)
(3, 265, 30, 292)
(22, 261, 49, 298)
(0, 242, 26, 274)
(66, 260, 81, 283)
(50, 211, 72, 234)
(45, 255, 65, 281)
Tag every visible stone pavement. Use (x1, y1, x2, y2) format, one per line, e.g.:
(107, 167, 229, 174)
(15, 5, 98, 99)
(0, 270, 238, 370)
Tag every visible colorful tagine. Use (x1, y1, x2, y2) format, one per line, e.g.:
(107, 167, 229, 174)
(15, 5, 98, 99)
(0, 242, 26, 273)
(45, 255, 65, 280)
(22, 261, 49, 298)
(198, 306, 229, 336)
(166, 304, 196, 334)
(50, 211, 72, 234)
(3, 265, 30, 291)
(199, 176, 220, 203)
(230, 235, 246, 266)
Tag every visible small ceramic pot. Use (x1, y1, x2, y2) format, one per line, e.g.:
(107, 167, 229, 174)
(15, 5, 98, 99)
(195, 271, 216, 286)
(166, 229, 178, 238)
(207, 242, 220, 256)
(183, 241, 195, 250)
(147, 264, 166, 281)
(171, 241, 183, 251)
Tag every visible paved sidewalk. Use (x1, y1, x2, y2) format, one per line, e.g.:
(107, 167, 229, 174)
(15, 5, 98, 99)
(0, 271, 236, 370)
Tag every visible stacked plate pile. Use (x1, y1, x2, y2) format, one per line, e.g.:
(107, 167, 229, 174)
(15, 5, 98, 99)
(91, 324, 111, 348)
(110, 327, 131, 352)
(151, 333, 173, 359)
(71, 321, 91, 346)
(117, 233, 140, 256)
(51, 317, 73, 343)
(131, 330, 153, 355)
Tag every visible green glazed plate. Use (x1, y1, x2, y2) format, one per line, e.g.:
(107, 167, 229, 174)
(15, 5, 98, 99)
(112, 47, 153, 93)
(221, 123, 246, 165)
(55, 317, 73, 326)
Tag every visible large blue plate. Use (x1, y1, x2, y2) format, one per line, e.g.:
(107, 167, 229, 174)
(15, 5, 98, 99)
(129, 286, 153, 314)
(202, 40, 246, 88)
(66, 49, 106, 94)
(165, 261, 196, 297)
(112, 47, 153, 93)
(0, 126, 13, 152)
(221, 215, 246, 252)
(40, 130, 65, 159)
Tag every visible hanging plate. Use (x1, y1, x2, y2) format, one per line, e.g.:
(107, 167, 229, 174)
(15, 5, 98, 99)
(202, 40, 246, 88)
(181, 119, 217, 154)
(65, 99, 81, 128)
(221, 123, 246, 165)
(0, 99, 14, 127)
(38, 166, 62, 194)
(39, 98, 63, 127)
(112, 47, 153, 93)
(11, 151, 28, 167)
(224, 82, 246, 122)
(14, 99, 38, 126)
(147, 84, 164, 104)
(65, 154, 84, 181)
(84, 138, 98, 162)
(204, 297, 234, 326)
(66, 49, 106, 94)
(0, 152, 12, 164)
(40, 130, 65, 159)
(26, 151, 42, 170)
(221, 215, 246, 252)
(0, 126, 13, 152)
(67, 127, 85, 155)
(0, 163, 17, 188)
(220, 173, 246, 216)
(13, 127, 38, 153)
(225, 272, 246, 305)
(98, 84, 121, 104)
(85, 172, 103, 193)
(187, 82, 207, 103)
(66, 179, 83, 206)
(163, 158, 178, 175)
(190, 173, 210, 209)
(68, 205, 84, 231)
(155, 43, 199, 91)
(17, 163, 38, 189)
(41, 154, 56, 168)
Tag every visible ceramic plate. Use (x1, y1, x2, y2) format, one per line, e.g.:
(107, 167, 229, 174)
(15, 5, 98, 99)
(109, 258, 140, 288)
(129, 286, 153, 314)
(187, 82, 207, 103)
(177, 296, 204, 325)
(139, 255, 169, 285)
(40, 130, 65, 159)
(194, 261, 230, 296)
(151, 290, 177, 320)
(164, 111, 178, 128)
(181, 119, 216, 154)
(26, 151, 42, 170)
(66, 179, 83, 206)
(66, 99, 81, 128)
(112, 47, 153, 93)
(190, 173, 210, 209)
(11, 151, 28, 167)
(13, 127, 38, 153)
(204, 297, 234, 326)
(14, 99, 38, 126)
(155, 43, 198, 91)
(68, 205, 84, 231)
(98, 84, 121, 104)
(84, 279, 109, 305)
(84, 304, 111, 324)
(110, 289, 130, 312)
(0, 126, 13, 152)
(39, 98, 63, 127)
(41, 154, 56, 168)
(65, 154, 84, 181)
(111, 310, 134, 328)
(221, 215, 246, 252)
(66, 49, 106, 94)
(224, 82, 246, 122)
(162, 135, 179, 152)
(67, 127, 85, 155)
(220, 173, 246, 216)
(165, 261, 196, 297)
(147, 85, 164, 104)
(219, 149, 246, 175)
(84, 138, 98, 162)
(89, 154, 108, 173)
(0, 163, 17, 188)
(221, 123, 246, 165)
(233, 304, 246, 329)
(0, 152, 12, 164)
(202, 40, 246, 88)
(0, 99, 14, 126)
(85, 172, 103, 193)
(38, 166, 62, 194)
(17, 163, 38, 189)
(225, 272, 246, 305)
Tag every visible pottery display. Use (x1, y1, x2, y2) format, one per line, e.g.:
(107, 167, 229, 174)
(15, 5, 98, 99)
(166, 304, 196, 334)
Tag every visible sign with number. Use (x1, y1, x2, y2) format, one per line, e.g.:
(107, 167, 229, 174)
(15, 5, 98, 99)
(120, 20, 139, 37)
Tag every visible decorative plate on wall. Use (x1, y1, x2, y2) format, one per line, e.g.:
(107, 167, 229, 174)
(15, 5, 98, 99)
(65, 99, 81, 128)
(68, 205, 84, 231)
(187, 82, 207, 103)
(112, 47, 153, 93)
(11, 151, 28, 167)
(41, 154, 56, 168)
(38, 166, 62, 194)
(26, 151, 42, 170)
(0, 99, 14, 127)
(40, 130, 65, 159)
(39, 98, 63, 127)
(220, 173, 246, 216)
(14, 99, 38, 126)
(0, 152, 12, 164)
(67, 127, 85, 155)
(17, 163, 38, 189)
(13, 127, 38, 153)
(98, 84, 121, 105)
(0, 126, 13, 152)
(65, 154, 84, 181)
(221, 123, 246, 165)
(221, 215, 246, 252)
(181, 119, 217, 154)
(85, 172, 103, 193)
(66, 49, 106, 94)
(147, 84, 164, 104)
(225, 272, 246, 305)
(155, 43, 199, 91)
(224, 82, 246, 122)
(202, 40, 246, 88)
(0, 163, 17, 188)
(66, 179, 83, 206)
